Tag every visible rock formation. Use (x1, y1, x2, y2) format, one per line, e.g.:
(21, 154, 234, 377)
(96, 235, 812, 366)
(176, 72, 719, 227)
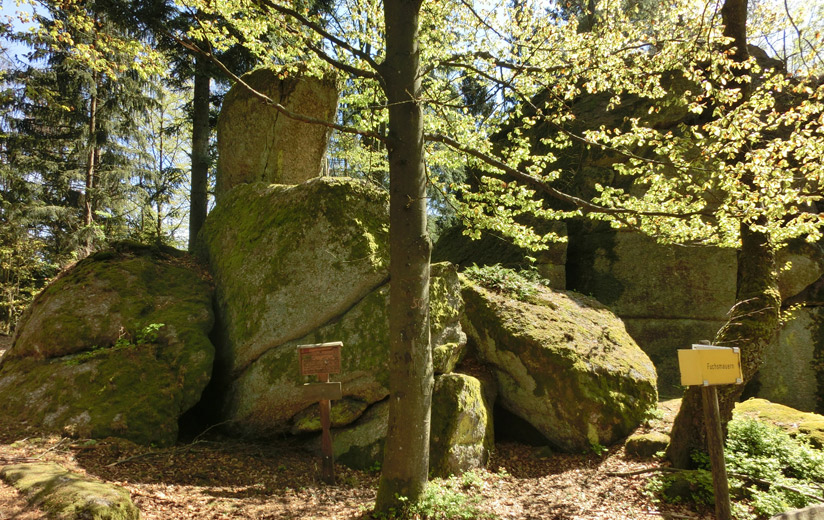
(0, 245, 215, 446)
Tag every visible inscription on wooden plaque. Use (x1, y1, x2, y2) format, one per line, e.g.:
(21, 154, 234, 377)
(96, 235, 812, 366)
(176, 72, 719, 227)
(298, 342, 343, 376)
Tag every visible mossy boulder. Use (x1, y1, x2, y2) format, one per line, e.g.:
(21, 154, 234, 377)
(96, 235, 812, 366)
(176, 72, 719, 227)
(429, 373, 494, 478)
(734, 398, 824, 448)
(461, 276, 658, 452)
(220, 262, 465, 436)
(328, 398, 389, 470)
(625, 432, 670, 458)
(0, 246, 215, 446)
(215, 67, 338, 198)
(200, 177, 390, 377)
(0, 462, 139, 520)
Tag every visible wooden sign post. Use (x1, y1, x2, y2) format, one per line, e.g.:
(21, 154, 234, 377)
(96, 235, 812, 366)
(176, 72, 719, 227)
(298, 341, 343, 485)
(678, 344, 743, 520)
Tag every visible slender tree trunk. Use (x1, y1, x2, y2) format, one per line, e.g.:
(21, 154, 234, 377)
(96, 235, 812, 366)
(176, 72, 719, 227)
(188, 51, 210, 252)
(666, 0, 781, 468)
(374, 0, 433, 512)
(84, 73, 98, 229)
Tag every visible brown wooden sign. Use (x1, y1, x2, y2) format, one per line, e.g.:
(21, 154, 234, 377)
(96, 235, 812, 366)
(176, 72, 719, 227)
(303, 381, 342, 401)
(298, 342, 342, 376)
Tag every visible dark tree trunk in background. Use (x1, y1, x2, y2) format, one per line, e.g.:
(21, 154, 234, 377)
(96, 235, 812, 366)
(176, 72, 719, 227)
(188, 51, 210, 252)
(666, 0, 781, 468)
(374, 0, 433, 512)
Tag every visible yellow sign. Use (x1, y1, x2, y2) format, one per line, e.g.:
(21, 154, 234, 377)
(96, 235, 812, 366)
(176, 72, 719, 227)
(677, 345, 743, 386)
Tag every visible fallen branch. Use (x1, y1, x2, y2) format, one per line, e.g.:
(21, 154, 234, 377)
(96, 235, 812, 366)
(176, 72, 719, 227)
(606, 467, 681, 477)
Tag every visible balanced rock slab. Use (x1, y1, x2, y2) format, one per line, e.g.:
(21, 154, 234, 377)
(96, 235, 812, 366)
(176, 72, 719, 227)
(216, 67, 338, 198)
(0, 245, 214, 446)
(201, 177, 390, 377)
(461, 277, 658, 452)
(222, 263, 466, 436)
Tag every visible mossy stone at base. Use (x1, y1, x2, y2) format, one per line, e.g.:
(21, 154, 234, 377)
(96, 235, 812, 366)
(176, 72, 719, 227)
(625, 432, 670, 458)
(461, 277, 658, 452)
(429, 373, 494, 478)
(734, 398, 824, 448)
(1, 462, 139, 520)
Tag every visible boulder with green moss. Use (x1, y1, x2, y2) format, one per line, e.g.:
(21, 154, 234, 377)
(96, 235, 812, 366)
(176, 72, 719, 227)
(0, 462, 139, 520)
(200, 177, 391, 378)
(461, 274, 658, 452)
(215, 67, 338, 198)
(222, 263, 465, 436)
(0, 245, 214, 446)
(429, 373, 494, 478)
(734, 398, 824, 448)
(308, 373, 494, 475)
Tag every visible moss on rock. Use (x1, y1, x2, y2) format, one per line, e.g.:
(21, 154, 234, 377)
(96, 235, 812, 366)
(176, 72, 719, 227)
(429, 373, 494, 478)
(0, 246, 214, 446)
(1, 463, 139, 520)
(200, 177, 390, 378)
(461, 276, 658, 452)
(734, 398, 824, 448)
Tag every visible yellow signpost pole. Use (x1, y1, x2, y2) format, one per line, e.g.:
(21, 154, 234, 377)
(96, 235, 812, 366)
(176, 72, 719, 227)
(678, 344, 742, 520)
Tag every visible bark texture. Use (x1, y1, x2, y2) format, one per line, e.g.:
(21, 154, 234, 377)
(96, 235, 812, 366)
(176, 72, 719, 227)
(189, 52, 210, 252)
(374, 0, 433, 512)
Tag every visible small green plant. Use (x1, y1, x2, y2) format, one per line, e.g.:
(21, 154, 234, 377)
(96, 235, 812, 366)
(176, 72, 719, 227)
(63, 323, 164, 365)
(590, 442, 608, 456)
(136, 323, 165, 344)
(648, 417, 824, 519)
(464, 263, 547, 301)
(379, 472, 497, 520)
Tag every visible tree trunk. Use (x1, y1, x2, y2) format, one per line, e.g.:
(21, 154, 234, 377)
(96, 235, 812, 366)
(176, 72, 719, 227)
(374, 0, 433, 513)
(188, 51, 210, 252)
(666, 222, 780, 467)
(666, 0, 781, 468)
(84, 74, 98, 229)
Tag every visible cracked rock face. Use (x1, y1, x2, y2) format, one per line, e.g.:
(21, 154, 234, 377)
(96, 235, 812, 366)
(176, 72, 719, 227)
(200, 177, 466, 437)
(215, 67, 338, 198)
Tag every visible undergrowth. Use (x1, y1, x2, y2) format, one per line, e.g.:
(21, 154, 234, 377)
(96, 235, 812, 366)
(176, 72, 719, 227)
(464, 263, 547, 301)
(381, 470, 497, 520)
(648, 417, 824, 519)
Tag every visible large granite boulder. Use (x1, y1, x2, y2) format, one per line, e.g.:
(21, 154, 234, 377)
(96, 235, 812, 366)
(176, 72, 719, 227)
(216, 68, 338, 198)
(201, 177, 466, 435)
(566, 228, 736, 396)
(200, 177, 390, 377)
(461, 274, 658, 452)
(221, 263, 466, 437)
(0, 245, 215, 446)
(777, 240, 824, 301)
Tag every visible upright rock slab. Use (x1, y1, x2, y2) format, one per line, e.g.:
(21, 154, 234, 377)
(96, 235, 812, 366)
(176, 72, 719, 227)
(461, 276, 658, 452)
(216, 68, 338, 198)
(0, 245, 215, 446)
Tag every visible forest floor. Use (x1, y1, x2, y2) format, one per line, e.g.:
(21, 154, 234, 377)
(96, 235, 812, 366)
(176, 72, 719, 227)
(0, 341, 711, 520)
